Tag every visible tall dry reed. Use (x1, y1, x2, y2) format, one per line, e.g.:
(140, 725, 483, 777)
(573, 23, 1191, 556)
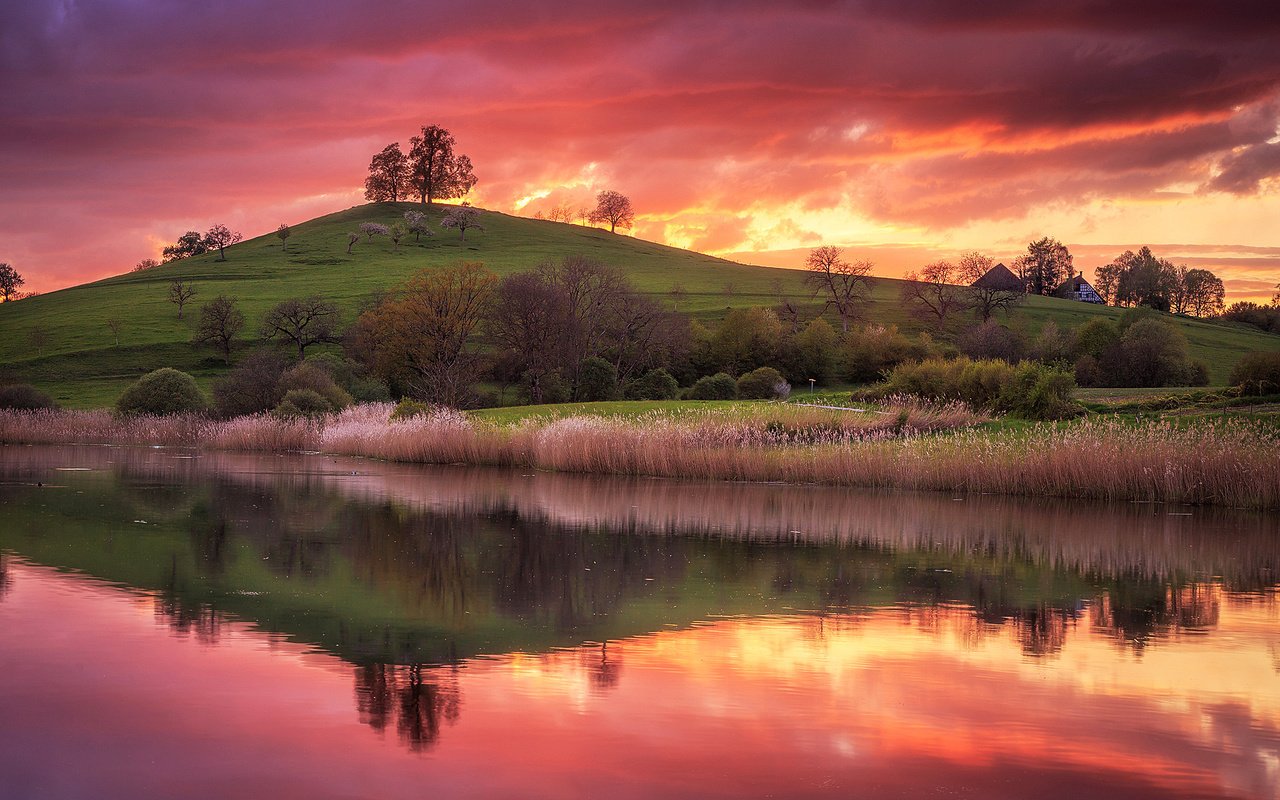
(2, 405, 1276, 507)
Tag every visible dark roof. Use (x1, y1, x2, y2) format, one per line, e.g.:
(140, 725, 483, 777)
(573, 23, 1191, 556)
(971, 263, 1023, 292)
(1054, 273, 1095, 294)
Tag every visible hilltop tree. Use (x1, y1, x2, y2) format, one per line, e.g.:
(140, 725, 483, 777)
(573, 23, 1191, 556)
(441, 205, 483, 240)
(0, 263, 24, 302)
(803, 246, 872, 332)
(588, 190, 635, 233)
(162, 231, 208, 261)
(168, 279, 197, 319)
(1014, 237, 1072, 296)
(260, 296, 341, 357)
(958, 251, 1022, 322)
(276, 224, 292, 252)
(364, 142, 411, 202)
(357, 262, 496, 406)
(133, 258, 161, 272)
(193, 295, 245, 363)
(407, 125, 477, 205)
(203, 224, 242, 262)
(1183, 268, 1225, 317)
(901, 260, 968, 327)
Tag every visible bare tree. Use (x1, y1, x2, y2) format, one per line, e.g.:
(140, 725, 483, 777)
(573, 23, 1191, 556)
(106, 318, 124, 347)
(203, 224, 243, 262)
(901, 260, 968, 327)
(804, 246, 872, 332)
(364, 142, 411, 202)
(168, 279, 197, 319)
(958, 251, 1022, 322)
(260, 296, 341, 357)
(132, 258, 161, 272)
(29, 324, 49, 357)
(407, 125, 477, 205)
(588, 190, 635, 233)
(276, 223, 291, 253)
(389, 222, 407, 251)
(441, 206, 483, 240)
(193, 295, 245, 364)
(347, 232, 359, 254)
(0, 263, 24, 302)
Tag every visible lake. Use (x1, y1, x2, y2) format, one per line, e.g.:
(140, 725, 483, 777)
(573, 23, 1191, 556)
(1, 445, 1278, 799)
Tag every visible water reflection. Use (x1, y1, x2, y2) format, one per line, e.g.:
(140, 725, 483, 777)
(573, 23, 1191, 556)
(1, 445, 1279, 797)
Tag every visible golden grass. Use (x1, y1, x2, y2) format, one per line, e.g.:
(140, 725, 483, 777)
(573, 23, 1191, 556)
(2, 403, 1276, 507)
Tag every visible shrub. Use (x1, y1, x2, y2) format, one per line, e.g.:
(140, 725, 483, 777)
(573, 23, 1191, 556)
(1115, 318, 1195, 387)
(304, 352, 357, 389)
(881, 357, 1076, 419)
(577, 357, 619, 402)
(842, 324, 914, 383)
(390, 398, 433, 420)
(348, 377, 391, 403)
(0, 384, 57, 410)
(1072, 318, 1120, 361)
(958, 320, 1024, 362)
(688, 373, 738, 400)
(736, 367, 790, 400)
(273, 389, 331, 419)
(1073, 355, 1104, 388)
(1219, 302, 1280, 334)
(116, 368, 207, 416)
(278, 363, 352, 411)
(1230, 351, 1280, 396)
(212, 350, 288, 418)
(625, 368, 679, 400)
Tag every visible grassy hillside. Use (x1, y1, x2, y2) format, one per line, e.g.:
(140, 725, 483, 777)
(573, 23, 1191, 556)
(1, 201, 1277, 406)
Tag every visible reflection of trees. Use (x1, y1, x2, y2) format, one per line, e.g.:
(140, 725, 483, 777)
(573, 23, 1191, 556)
(1091, 580, 1221, 652)
(584, 641, 622, 692)
(0, 552, 10, 601)
(354, 663, 462, 752)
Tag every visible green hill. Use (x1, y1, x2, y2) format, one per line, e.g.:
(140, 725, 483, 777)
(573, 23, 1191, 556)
(1, 201, 1277, 407)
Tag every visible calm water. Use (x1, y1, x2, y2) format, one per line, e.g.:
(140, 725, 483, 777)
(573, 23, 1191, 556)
(1, 445, 1278, 799)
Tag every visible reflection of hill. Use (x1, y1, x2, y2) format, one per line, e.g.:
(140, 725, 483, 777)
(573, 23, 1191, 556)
(1, 445, 1276, 673)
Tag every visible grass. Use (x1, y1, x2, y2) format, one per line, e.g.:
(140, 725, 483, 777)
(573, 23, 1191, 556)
(3, 202, 1279, 408)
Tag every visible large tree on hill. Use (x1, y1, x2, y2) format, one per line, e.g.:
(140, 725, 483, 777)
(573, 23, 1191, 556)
(588, 190, 635, 233)
(1014, 237, 1072, 296)
(958, 251, 1022, 322)
(803, 246, 872, 332)
(203, 224, 242, 262)
(193, 295, 245, 364)
(364, 143, 411, 202)
(407, 125, 477, 205)
(162, 231, 208, 261)
(901, 260, 968, 327)
(0, 263, 25, 302)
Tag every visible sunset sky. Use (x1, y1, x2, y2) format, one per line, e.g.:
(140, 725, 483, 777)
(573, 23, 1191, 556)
(3, 0, 1280, 301)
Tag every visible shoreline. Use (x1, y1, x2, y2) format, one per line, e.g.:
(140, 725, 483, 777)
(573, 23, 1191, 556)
(1, 403, 1277, 509)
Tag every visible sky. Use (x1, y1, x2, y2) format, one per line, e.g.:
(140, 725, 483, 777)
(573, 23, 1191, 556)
(3, 0, 1280, 302)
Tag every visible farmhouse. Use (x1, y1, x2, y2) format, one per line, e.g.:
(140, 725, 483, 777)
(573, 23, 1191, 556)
(970, 262, 1024, 292)
(1054, 273, 1105, 304)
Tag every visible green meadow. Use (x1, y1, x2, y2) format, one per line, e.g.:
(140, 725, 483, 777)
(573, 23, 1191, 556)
(2, 201, 1278, 407)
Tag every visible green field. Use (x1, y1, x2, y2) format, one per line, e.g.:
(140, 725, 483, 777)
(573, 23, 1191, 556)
(2, 201, 1278, 407)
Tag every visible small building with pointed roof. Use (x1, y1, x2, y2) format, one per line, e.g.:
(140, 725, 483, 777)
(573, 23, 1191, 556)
(1054, 272, 1104, 304)
(970, 263, 1024, 293)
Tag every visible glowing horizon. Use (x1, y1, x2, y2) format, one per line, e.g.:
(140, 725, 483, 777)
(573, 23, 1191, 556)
(2, 1, 1279, 302)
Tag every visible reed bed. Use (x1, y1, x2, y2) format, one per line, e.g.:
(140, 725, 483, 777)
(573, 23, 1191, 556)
(2, 404, 1277, 507)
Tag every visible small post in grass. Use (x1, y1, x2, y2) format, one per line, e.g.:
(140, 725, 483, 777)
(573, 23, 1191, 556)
(809, 378, 816, 395)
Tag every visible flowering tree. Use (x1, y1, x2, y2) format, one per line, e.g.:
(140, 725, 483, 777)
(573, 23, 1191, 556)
(440, 206, 483, 240)
(359, 222, 390, 241)
(404, 210, 432, 242)
(588, 190, 634, 233)
(203, 224, 243, 262)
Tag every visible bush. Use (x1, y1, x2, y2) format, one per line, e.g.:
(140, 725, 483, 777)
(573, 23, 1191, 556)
(624, 368, 679, 400)
(116, 368, 207, 416)
(273, 389, 331, 419)
(736, 367, 790, 400)
(881, 357, 1076, 419)
(348, 377, 391, 403)
(958, 320, 1025, 362)
(842, 324, 915, 383)
(278, 363, 352, 411)
(304, 352, 357, 389)
(212, 350, 288, 418)
(1230, 351, 1280, 395)
(1115, 318, 1195, 387)
(577, 357, 619, 402)
(688, 372, 738, 400)
(0, 384, 57, 410)
(390, 398, 432, 420)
